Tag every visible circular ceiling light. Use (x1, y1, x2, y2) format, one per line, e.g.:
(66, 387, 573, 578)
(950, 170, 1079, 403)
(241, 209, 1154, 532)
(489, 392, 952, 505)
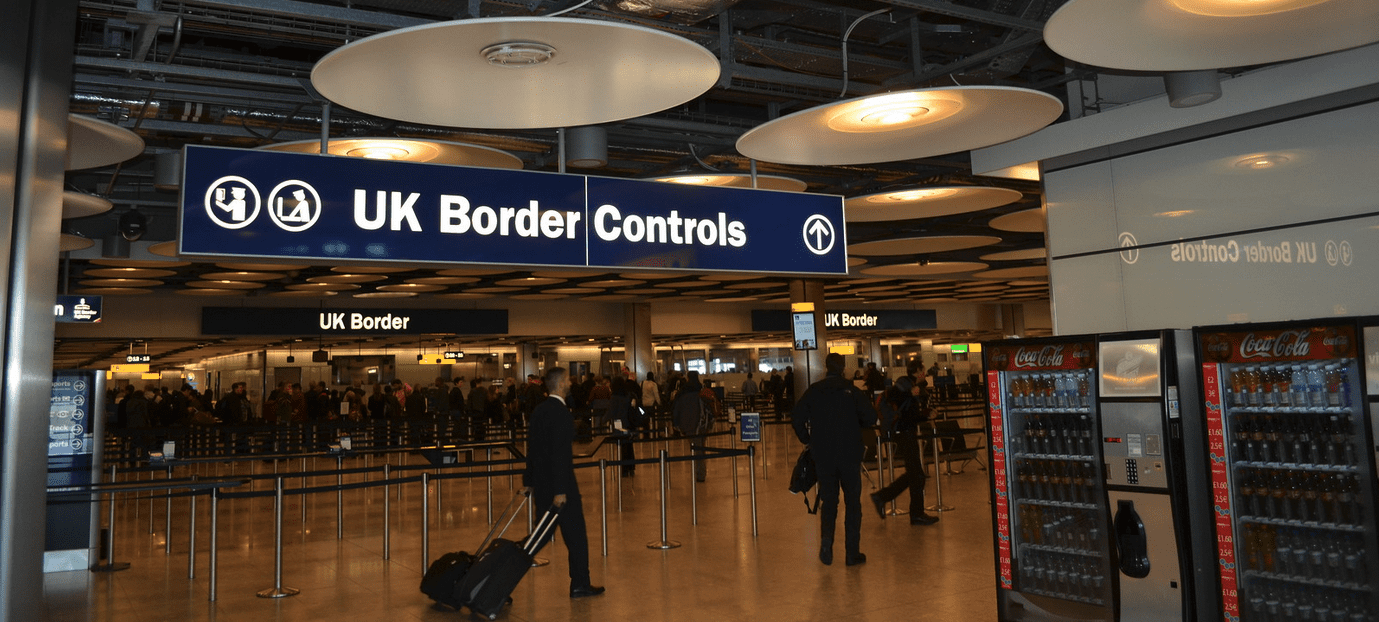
(849, 235, 1002, 256)
(377, 283, 446, 293)
(736, 86, 1062, 166)
(972, 266, 1050, 280)
(859, 262, 988, 276)
(1233, 154, 1290, 170)
(287, 282, 361, 292)
(62, 192, 113, 219)
(90, 259, 190, 268)
(846, 186, 1022, 223)
(980, 247, 1047, 261)
(187, 280, 266, 290)
(308, 274, 387, 284)
(259, 138, 523, 168)
(989, 208, 1047, 233)
(216, 262, 307, 272)
(83, 267, 177, 279)
(1170, 0, 1330, 17)
(435, 292, 495, 300)
(329, 266, 414, 274)
(66, 115, 143, 171)
(649, 173, 809, 192)
(75, 287, 150, 296)
(269, 290, 340, 298)
(59, 234, 94, 252)
(147, 241, 178, 257)
(199, 271, 284, 282)
(406, 276, 481, 285)
(311, 17, 720, 129)
(79, 278, 163, 288)
(354, 291, 417, 298)
(175, 289, 245, 297)
(1044, 0, 1379, 71)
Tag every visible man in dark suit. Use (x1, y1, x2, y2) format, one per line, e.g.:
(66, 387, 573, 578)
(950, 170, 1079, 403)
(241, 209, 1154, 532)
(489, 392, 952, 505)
(792, 353, 878, 566)
(524, 367, 605, 598)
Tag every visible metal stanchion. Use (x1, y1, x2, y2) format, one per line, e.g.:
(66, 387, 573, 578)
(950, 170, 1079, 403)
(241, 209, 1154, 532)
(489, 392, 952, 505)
(257, 477, 299, 598)
(926, 423, 953, 513)
(92, 465, 130, 572)
(165, 466, 173, 555)
(300, 457, 308, 523)
(646, 450, 681, 549)
(188, 482, 198, 579)
(421, 473, 431, 569)
(761, 426, 768, 480)
(382, 464, 391, 560)
(748, 445, 759, 537)
(149, 469, 155, 534)
(689, 447, 698, 526)
(731, 433, 739, 498)
(885, 439, 908, 517)
(486, 448, 494, 524)
(209, 490, 219, 602)
(336, 455, 344, 539)
(599, 459, 608, 557)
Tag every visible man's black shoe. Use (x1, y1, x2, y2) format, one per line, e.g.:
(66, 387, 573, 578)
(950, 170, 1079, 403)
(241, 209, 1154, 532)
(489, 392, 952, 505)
(845, 553, 867, 566)
(910, 513, 939, 525)
(870, 493, 886, 520)
(819, 541, 833, 565)
(569, 585, 605, 598)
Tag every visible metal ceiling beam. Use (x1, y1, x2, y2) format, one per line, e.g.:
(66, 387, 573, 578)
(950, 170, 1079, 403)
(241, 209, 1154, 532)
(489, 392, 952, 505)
(173, 0, 429, 31)
(74, 55, 306, 89)
(872, 0, 1045, 31)
(888, 31, 1045, 86)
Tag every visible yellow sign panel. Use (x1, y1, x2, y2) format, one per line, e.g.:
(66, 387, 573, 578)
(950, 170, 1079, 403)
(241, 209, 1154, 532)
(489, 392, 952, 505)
(829, 345, 856, 355)
(790, 302, 815, 313)
(418, 354, 447, 365)
(141, 372, 162, 380)
(111, 363, 150, 373)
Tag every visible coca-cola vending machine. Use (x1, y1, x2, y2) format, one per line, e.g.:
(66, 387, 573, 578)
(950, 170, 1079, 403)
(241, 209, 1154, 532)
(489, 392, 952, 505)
(985, 332, 1215, 622)
(1197, 320, 1379, 622)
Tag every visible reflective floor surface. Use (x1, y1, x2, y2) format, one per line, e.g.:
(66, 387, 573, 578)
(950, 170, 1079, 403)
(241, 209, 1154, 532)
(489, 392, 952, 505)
(45, 422, 997, 621)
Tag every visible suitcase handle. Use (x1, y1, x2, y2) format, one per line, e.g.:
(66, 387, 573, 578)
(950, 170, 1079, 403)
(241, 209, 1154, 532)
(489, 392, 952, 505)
(522, 505, 562, 556)
(477, 490, 530, 554)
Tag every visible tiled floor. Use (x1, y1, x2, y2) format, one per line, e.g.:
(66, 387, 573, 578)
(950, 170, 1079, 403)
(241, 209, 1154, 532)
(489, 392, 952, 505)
(45, 423, 997, 621)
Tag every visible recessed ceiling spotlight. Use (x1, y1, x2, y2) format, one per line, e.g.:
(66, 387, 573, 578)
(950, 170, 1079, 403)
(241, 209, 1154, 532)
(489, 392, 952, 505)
(1234, 154, 1290, 170)
(875, 188, 958, 203)
(827, 91, 961, 133)
(482, 41, 557, 67)
(1154, 210, 1196, 218)
(346, 145, 411, 160)
(1169, 0, 1329, 17)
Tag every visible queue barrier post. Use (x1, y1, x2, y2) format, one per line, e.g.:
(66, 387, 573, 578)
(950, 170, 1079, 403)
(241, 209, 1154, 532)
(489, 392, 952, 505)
(256, 477, 299, 598)
(209, 489, 219, 601)
(421, 472, 430, 570)
(748, 445, 759, 537)
(599, 459, 608, 557)
(382, 463, 391, 560)
(646, 450, 681, 550)
(926, 423, 953, 514)
(92, 464, 131, 572)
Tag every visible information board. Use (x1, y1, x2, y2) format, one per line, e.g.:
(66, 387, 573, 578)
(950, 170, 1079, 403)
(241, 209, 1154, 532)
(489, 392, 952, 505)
(179, 145, 847, 275)
(49, 371, 97, 457)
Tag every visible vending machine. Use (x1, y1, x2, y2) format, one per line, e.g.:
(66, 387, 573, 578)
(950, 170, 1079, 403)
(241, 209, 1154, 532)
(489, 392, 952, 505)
(1196, 320, 1379, 622)
(985, 331, 1215, 621)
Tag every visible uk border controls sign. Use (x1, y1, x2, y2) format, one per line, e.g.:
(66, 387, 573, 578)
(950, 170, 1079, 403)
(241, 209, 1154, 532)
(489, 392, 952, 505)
(179, 145, 847, 275)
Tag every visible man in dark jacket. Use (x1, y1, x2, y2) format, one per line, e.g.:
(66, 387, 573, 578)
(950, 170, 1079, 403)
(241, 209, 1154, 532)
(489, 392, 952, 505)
(524, 367, 604, 598)
(672, 371, 712, 482)
(792, 353, 877, 566)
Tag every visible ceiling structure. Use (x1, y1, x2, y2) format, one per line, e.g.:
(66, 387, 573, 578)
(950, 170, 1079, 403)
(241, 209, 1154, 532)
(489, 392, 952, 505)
(58, 0, 1093, 368)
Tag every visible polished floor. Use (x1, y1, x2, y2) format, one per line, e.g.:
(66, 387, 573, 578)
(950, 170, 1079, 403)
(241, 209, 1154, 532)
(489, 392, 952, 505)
(44, 423, 997, 621)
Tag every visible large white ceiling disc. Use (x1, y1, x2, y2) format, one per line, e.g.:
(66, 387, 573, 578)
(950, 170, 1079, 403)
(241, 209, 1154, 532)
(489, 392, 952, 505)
(259, 138, 523, 168)
(736, 86, 1063, 166)
(312, 17, 721, 129)
(67, 115, 144, 171)
(62, 192, 113, 219)
(647, 173, 808, 192)
(849, 235, 1002, 256)
(845, 186, 1022, 222)
(1045, 0, 1379, 71)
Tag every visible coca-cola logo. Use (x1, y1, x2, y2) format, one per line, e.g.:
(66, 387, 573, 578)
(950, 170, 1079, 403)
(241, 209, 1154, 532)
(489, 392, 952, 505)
(1071, 344, 1094, 368)
(1202, 334, 1232, 363)
(1013, 345, 1065, 369)
(1323, 327, 1355, 357)
(1238, 330, 1311, 359)
(989, 349, 1010, 371)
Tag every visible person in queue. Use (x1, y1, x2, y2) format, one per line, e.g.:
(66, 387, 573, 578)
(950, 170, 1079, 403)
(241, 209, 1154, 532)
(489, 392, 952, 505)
(524, 367, 604, 599)
(870, 376, 939, 525)
(792, 353, 877, 566)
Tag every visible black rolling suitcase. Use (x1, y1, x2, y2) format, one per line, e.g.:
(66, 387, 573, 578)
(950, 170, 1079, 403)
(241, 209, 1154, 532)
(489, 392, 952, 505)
(420, 492, 528, 610)
(456, 504, 562, 620)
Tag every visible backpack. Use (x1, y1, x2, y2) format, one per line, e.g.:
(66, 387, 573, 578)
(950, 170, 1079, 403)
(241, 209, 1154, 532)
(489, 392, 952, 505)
(789, 448, 821, 514)
(673, 392, 711, 435)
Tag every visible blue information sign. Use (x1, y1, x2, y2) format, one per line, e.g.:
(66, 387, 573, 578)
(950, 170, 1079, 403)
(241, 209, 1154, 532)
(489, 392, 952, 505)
(739, 412, 762, 442)
(54, 295, 101, 323)
(179, 145, 847, 274)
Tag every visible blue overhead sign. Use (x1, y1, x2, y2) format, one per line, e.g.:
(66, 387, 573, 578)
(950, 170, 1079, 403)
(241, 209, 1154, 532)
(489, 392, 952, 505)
(179, 145, 847, 274)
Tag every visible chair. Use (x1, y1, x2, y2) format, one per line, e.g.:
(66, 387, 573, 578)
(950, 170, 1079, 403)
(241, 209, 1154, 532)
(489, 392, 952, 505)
(923, 419, 987, 475)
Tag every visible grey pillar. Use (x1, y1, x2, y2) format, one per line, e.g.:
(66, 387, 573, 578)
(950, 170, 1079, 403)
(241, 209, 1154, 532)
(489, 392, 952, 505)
(518, 342, 539, 381)
(868, 337, 883, 370)
(2, 1, 77, 619)
(623, 303, 653, 382)
(1000, 304, 1027, 338)
(788, 280, 828, 395)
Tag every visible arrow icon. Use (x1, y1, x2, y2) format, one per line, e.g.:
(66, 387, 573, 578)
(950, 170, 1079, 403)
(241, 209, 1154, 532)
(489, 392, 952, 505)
(801, 215, 835, 256)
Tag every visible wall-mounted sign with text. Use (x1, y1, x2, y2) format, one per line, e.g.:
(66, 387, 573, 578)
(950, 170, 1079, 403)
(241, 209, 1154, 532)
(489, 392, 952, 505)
(54, 296, 101, 323)
(752, 309, 938, 332)
(202, 307, 508, 335)
(179, 145, 847, 275)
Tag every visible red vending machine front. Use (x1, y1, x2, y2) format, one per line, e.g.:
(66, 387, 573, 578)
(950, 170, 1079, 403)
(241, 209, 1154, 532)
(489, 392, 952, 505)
(1197, 321, 1379, 622)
